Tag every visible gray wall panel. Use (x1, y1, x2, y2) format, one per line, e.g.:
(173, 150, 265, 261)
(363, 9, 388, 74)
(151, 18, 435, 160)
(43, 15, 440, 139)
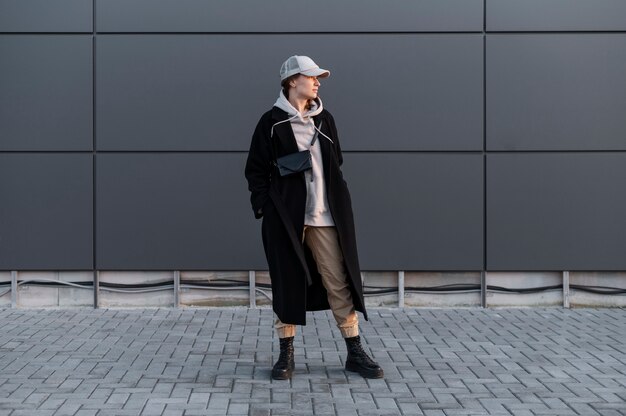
(97, 0, 482, 33)
(96, 153, 265, 270)
(487, 35, 626, 151)
(487, 0, 626, 31)
(327, 35, 483, 151)
(487, 154, 626, 271)
(0, 154, 93, 270)
(0, 0, 92, 32)
(97, 35, 482, 151)
(0, 36, 93, 151)
(343, 153, 484, 270)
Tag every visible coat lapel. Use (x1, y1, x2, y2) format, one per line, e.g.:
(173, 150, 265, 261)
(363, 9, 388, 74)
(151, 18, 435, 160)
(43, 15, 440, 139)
(271, 107, 299, 155)
(312, 114, 331, 169)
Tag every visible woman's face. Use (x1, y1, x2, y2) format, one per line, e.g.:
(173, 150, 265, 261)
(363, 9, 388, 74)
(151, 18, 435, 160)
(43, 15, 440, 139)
(291, 74, 320, 100)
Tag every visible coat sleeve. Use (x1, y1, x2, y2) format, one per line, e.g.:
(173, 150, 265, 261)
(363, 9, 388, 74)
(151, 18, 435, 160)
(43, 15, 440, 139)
(244, 116, 272, 219)
(327, 112, 343, 167)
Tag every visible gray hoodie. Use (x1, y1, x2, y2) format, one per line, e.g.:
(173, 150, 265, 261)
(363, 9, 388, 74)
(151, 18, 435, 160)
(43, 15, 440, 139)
(273, 90, 335, 227)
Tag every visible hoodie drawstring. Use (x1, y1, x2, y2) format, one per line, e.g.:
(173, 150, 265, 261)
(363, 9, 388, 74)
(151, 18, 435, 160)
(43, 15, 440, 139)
(270, 113, 299, 138)
(313, 122, 333, 144)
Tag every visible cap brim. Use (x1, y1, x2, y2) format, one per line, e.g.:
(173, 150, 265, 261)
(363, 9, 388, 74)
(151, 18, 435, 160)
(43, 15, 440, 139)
(301, 68, 330, 78)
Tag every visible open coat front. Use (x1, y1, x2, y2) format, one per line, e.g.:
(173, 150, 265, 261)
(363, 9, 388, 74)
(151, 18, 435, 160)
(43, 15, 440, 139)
(245, 106, 368, 325)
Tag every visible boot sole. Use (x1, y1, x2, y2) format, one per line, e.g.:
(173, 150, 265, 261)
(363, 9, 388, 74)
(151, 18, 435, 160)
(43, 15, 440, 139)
(345, 361, 384, 379)
(271, 365, 295, 380)
(271, 370, 293, 380)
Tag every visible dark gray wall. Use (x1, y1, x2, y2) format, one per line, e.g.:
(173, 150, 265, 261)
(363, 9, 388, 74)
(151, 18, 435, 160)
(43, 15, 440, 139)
(0, 154, 93, 270)
(344, 154, 484, 271)
(486, 0, 626, 31)
(96, 34, 483, 151)
(1, 1, 625, 271)
(95, 0, 483, 33)
(487, 34, 626, 151)
(487, 154, 626, 271)
(96, 153, 261, 270)
(0, 0, 92, 32)
(0, 36, 92, 151)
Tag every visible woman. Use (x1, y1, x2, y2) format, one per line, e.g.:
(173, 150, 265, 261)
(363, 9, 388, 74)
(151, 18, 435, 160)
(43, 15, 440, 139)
(245, 55, 383, 380)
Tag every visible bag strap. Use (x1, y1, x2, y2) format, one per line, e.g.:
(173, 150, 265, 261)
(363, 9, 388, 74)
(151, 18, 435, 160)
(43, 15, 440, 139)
(270, 118, 322, 167)
(309, 120, 322, 147)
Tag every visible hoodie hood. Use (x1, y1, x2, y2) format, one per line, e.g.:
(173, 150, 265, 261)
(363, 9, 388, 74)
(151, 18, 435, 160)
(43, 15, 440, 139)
(270, 89, 333, 143)
(273, 89, 323, 120)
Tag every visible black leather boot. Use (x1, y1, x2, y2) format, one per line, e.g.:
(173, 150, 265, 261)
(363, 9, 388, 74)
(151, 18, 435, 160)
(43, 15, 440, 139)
(344, 335, 384, 379)
(272, 336, 295, 380)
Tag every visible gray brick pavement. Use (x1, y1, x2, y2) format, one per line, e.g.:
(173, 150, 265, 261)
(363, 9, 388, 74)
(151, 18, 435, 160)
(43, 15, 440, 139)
(0, 308, 624, 416)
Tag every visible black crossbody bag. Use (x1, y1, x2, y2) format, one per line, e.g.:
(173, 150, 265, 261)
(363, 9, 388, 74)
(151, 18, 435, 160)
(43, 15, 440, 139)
(272, 120, 322, 178)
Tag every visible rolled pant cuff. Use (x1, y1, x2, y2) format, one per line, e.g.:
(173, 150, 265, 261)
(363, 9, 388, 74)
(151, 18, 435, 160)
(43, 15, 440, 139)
(276, 326, 296, 339)
(340, 326, 359, 338)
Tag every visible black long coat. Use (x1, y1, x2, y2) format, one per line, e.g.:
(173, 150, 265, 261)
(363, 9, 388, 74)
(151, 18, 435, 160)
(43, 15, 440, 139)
(244, 106, 368, 325)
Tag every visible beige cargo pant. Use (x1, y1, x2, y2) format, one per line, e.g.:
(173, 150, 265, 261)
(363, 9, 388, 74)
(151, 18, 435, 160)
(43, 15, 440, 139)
(275, 225, 359, 339)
